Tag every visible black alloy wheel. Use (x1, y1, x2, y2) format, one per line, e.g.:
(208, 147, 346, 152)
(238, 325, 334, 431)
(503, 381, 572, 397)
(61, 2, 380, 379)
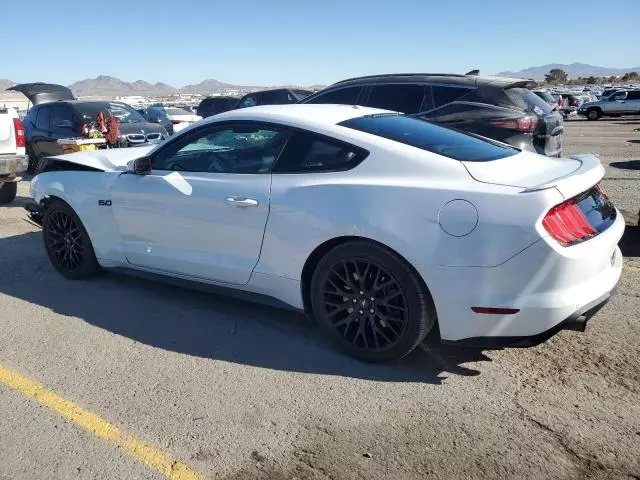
(311, 241, 435, 362)
(43, 201, 101, 279)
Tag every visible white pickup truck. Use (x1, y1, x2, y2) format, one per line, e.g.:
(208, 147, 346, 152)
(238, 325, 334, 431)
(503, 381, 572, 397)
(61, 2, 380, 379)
(0, 107, 28, 204)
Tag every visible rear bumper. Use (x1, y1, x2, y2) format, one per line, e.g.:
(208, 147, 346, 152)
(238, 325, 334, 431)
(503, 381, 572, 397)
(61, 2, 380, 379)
(426, 211, 625, 346)
(443, 289, 615, 348)
(0, 154, 29, 177)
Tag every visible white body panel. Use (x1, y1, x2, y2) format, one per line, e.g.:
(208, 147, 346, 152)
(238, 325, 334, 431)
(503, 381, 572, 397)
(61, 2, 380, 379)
(30, 104, 624, 343)
(0, 108, 25, 157)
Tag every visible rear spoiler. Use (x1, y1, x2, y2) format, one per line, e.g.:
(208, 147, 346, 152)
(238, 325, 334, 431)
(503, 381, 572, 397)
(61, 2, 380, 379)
(488, 77, 538, 89)
(522, 154, 605, 199)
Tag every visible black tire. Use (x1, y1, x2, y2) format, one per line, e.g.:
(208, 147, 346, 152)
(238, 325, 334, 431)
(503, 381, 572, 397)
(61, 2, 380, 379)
(0, 182, 18, 204)
(586, 109, 601, 121)
(42, 200, 101, 279)
(310, 241, 436, 362)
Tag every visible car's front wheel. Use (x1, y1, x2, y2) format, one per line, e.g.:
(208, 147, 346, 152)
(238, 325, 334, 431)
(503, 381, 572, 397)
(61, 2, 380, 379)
(43, 200, 102, 279)
(587, 108, 601, 121)
(310, 241, 436, 362)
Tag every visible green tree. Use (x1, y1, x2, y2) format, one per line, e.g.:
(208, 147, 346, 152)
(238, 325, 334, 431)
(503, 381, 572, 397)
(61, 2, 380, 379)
(621, 71, 639, 81)
(544, 69, 568, 85)
(586, 76, 598, 84)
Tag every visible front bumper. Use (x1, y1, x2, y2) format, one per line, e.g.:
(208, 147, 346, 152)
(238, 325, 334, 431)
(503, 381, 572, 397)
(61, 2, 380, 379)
(0, 154, 29, 177)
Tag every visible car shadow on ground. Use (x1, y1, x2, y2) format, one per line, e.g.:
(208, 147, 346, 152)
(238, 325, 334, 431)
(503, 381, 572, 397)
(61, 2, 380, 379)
(620, 226, 640, 257)
(0, 231, 492, 385)
(611, 160, 640, 170)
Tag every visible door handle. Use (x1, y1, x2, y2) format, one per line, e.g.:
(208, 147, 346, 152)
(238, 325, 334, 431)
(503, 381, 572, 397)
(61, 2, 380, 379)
(225, 196, 259, 207)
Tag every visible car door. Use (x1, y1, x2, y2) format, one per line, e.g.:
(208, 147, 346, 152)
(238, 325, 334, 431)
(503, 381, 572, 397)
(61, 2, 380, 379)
(110, 122, 290, 285)
(626, 90, 640, 113)
(29, 105, 51, 157)
(604, 91, 628, 113)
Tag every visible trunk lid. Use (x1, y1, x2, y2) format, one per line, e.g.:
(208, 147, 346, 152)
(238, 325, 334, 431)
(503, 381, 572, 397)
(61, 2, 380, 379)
(462, 151, 604, 200)
(7, 83, 75, 105)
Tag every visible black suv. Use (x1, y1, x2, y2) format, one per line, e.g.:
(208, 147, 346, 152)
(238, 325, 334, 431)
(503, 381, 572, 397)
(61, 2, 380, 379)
(9, 83, 168, 173)
(235, 88, 313, 109)
(196, 96, 238, 118)
(300, 73, 564, 157)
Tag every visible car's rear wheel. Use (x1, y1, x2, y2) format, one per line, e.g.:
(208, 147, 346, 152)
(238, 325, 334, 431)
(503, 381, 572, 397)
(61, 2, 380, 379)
(0, 182, 17, 204)
(43, 200, 101, 279)
(587, 109, 601, 121)
(310, 241, 435, 362)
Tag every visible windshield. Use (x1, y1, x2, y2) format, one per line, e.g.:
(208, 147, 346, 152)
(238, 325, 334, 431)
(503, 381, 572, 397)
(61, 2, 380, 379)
(74, 102, 147, 124)
(340, 114, 518, 162)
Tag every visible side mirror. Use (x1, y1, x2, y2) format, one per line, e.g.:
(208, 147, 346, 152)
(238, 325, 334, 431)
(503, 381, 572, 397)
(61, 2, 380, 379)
(54, 119, 73, 128)
(127, 156, 152, 175)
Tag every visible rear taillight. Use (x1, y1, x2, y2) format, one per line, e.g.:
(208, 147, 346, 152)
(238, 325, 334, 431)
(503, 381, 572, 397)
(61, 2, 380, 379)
(491, 117, 539, 133)
(543, 198, 596, 246)
(13, 118, 25, 148)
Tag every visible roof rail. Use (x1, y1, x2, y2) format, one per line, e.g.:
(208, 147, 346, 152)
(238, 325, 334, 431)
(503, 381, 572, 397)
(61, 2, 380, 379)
(333, 73, 467, 85)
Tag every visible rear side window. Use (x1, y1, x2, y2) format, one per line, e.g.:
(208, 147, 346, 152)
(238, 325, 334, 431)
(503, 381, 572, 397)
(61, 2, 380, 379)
(627, 91, 640, 100)
(505, 88, 552, 114)
(260, 90, 290, 105)
(274, 131, 368, 173)
(340, 114, 517, 162)
(35, 107, 50, 129)
(432, 86, 471, 108)
(366, 84, 426, 113)
(238, 94, 259, 108)
(305, 86, 362, 105)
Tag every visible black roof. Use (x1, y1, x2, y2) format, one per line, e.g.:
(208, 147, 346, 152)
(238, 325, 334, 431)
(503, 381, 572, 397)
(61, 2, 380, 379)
(330, 73, 536, 89)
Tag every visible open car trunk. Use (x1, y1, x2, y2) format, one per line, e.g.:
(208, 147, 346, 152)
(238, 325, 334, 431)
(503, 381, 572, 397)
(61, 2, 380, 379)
(7, 83, 75, 105)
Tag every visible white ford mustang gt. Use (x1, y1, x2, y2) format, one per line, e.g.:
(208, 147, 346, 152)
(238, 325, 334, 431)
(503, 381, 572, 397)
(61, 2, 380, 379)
(27, 104, 624, 361)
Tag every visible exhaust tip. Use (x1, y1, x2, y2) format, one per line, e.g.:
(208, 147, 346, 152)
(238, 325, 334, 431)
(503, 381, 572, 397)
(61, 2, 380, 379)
(565, 315, 587, 332)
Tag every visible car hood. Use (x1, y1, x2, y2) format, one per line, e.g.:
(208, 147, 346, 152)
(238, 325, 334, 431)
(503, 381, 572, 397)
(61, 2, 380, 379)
(51, 145, 156, 172)
(7, 83, 75, 105)
(462, 151, 604, 200)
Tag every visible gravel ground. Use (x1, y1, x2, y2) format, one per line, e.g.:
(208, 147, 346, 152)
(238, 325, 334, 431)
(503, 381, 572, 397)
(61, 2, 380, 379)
(0, 118, 638, 480)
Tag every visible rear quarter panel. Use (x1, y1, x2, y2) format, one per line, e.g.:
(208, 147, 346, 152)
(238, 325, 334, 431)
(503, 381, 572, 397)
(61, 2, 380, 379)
(30, 171, 125, 263)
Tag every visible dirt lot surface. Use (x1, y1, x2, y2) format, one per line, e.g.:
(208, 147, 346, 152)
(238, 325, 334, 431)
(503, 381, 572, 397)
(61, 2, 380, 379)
(0, 117, 638, 480)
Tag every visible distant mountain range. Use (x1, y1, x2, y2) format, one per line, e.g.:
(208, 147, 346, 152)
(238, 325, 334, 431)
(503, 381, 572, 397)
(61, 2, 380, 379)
(0, 75, 315, 98)
(498, 63, 640, 80)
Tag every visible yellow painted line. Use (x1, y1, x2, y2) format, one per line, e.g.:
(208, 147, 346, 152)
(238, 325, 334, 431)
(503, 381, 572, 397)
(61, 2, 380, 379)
(0, 362, 205, 480)
(624, 265, 640, 272)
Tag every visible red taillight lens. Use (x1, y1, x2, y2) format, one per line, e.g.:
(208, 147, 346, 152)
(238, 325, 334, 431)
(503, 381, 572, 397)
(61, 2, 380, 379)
(13, 118, 25, 148)
(490, 117, 538, 133)
(542, 199, 596, 246)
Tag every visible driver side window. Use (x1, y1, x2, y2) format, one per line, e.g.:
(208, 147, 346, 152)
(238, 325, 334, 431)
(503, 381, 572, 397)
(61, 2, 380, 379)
(152, 124, 289, 174)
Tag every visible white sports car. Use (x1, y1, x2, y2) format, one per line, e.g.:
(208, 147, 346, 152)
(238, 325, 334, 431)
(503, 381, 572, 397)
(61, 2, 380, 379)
(27, 104, 624, 361)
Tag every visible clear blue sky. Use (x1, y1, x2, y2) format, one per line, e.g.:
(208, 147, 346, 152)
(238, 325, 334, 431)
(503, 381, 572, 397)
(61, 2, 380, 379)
(2, 0, 638, 87)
